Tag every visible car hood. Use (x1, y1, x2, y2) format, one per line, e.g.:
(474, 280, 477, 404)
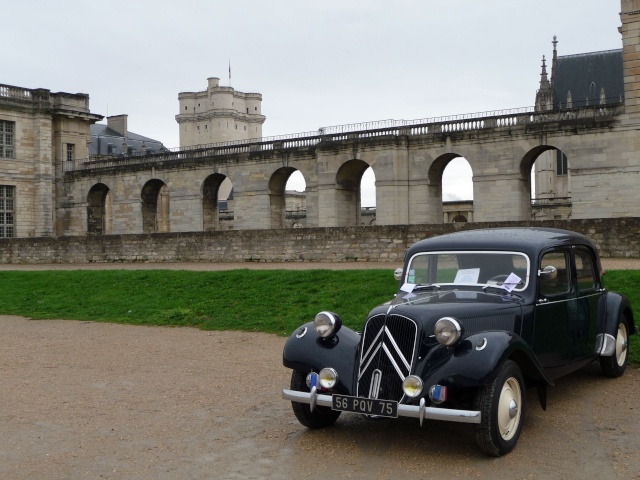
(378, 288, 523, 334)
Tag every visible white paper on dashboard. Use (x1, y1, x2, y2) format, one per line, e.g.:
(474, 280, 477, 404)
(400, 283, 416, 293)
(454, 268, 480, 284)
(502, 272, 522, 292)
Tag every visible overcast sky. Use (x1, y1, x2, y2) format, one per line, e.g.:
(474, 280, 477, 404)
(4, 1, 624, 205)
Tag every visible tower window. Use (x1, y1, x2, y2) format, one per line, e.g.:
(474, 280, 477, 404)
(556, 151, 568, 176)
(66, 143, 75, 162)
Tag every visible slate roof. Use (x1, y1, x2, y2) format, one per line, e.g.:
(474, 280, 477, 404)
(553, 49, 624, 109)
(89, 124, 167, 156)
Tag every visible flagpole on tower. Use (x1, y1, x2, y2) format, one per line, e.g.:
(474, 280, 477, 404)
(228, 59, 231, 86)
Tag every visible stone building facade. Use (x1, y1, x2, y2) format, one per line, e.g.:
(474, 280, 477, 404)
(0, 85, 102, 238)
(532, 38, 625, 220)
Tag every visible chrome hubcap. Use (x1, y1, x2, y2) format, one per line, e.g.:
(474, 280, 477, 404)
(498, 377, 522, 441)
(616, 323, 628, 367)
(509, 399, 518, 419)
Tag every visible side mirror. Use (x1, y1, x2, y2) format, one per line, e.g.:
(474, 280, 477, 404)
(538, 265, 558, 280)
(394, 268, 404, 281)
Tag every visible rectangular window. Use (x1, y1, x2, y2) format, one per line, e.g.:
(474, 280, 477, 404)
(556, 150, 568, 176)
(66, 143, 75, 162)
(0, 185, 16, 238)
(575, 247, 597, 291)
(0, 120, 15, 158)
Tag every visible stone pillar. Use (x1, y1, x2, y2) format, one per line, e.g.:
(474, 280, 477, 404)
(621, 1, 640, 115)
(472, 173, 530, 222)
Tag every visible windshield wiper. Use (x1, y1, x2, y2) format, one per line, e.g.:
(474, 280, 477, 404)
(413, 284, 442, 290)
(482, 284, 524, 298)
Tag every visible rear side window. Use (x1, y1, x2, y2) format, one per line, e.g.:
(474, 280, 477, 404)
(575, 247, 597, 291)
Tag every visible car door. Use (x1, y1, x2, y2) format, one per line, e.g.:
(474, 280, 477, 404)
(573, 246, 605, 359)
(532, 248, 579, 370)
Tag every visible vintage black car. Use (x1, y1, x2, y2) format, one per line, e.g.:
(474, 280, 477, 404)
(282, 228, 637, 456)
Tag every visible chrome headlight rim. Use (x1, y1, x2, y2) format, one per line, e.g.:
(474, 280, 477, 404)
(318, 367, 339, 389)
(314, 311, 342, 338)
(434, 316, 463, 347)
(402, 375, 424, 398)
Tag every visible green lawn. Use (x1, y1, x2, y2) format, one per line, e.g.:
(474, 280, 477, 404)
(0, 268, 637, 364)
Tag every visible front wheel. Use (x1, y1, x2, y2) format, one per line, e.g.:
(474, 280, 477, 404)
(474, 360, 525, 456)
(600, 317, 629, 378)
(290, 370, 341, 429)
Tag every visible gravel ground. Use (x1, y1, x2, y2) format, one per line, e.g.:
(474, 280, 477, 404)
(1, 259, 639, 479)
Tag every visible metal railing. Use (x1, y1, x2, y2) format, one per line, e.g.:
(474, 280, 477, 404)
(531, 196, 572, 206)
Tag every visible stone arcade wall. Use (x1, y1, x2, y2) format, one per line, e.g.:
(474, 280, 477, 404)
(1, 218, 639, 265)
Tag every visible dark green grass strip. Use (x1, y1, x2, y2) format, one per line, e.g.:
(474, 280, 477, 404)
(0, 270, 397, 335)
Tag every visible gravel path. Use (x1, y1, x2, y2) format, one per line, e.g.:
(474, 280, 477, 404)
(1, 316, 639, 479)
(1, 259, 639, 479)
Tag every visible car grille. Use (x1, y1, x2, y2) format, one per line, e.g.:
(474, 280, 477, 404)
(357, 313, 418, 402)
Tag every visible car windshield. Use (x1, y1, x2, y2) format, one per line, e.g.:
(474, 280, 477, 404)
(405, 251, 530, 292)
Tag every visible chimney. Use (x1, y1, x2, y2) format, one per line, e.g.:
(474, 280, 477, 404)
(107, 114, 128, 137)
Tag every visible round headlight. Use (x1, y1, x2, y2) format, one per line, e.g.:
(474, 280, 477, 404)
(434, 317, 462, 347)
(318, 368, 338, 389)
(402, 375, 424, 398)
(314, 311, 342, 338)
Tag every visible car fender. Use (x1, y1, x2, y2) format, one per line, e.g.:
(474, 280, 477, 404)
(603, 291, 636, 335)
(597, 292, 637, 356)
(282, 322, 360, 395)
(422, 331, 554, 389)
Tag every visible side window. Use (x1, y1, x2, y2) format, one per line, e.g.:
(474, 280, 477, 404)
(539, 250, 570, 296)
(575, 247, 597, 291)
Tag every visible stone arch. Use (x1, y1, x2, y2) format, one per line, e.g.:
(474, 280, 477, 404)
(427, 153, 468, 223)
(521, 146, 572, 220)
(141, 179, 169, 233)
(202, 173, 231, 231)
(452, 214, 468, 223)
(87, 183, 111, 235)
(269, 167, 306, 229)
(336, 159, 371, 226)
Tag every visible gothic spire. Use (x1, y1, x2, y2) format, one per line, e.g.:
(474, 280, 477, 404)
(551, 35, 558, 86)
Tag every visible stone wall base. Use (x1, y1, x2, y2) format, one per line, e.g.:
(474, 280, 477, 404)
(1, 218, 639, 264)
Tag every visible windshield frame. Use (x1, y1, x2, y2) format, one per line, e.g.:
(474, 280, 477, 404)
(403, 250, 531, 292)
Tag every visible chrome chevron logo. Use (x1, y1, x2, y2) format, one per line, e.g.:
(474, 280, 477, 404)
(358, 324, 412, 383)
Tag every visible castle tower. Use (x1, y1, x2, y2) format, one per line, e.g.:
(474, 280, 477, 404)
(175, 77, 266, 148)
(621, 0, 640, 115)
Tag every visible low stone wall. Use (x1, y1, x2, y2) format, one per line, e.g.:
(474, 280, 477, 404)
(1, 217, 639, 264)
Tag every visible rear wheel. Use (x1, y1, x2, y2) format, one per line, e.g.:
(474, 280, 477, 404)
(290, 370, 341, 429)
(474, 360, 525, 456)
(600, 317, 629, 378)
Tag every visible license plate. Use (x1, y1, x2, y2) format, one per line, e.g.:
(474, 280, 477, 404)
(332, 394, 398, 418)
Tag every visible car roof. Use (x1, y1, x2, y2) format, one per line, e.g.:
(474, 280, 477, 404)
(406, 227, 597, 258)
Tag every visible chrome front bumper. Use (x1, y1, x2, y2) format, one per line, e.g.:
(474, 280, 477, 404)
(282, 388, 481, 425)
